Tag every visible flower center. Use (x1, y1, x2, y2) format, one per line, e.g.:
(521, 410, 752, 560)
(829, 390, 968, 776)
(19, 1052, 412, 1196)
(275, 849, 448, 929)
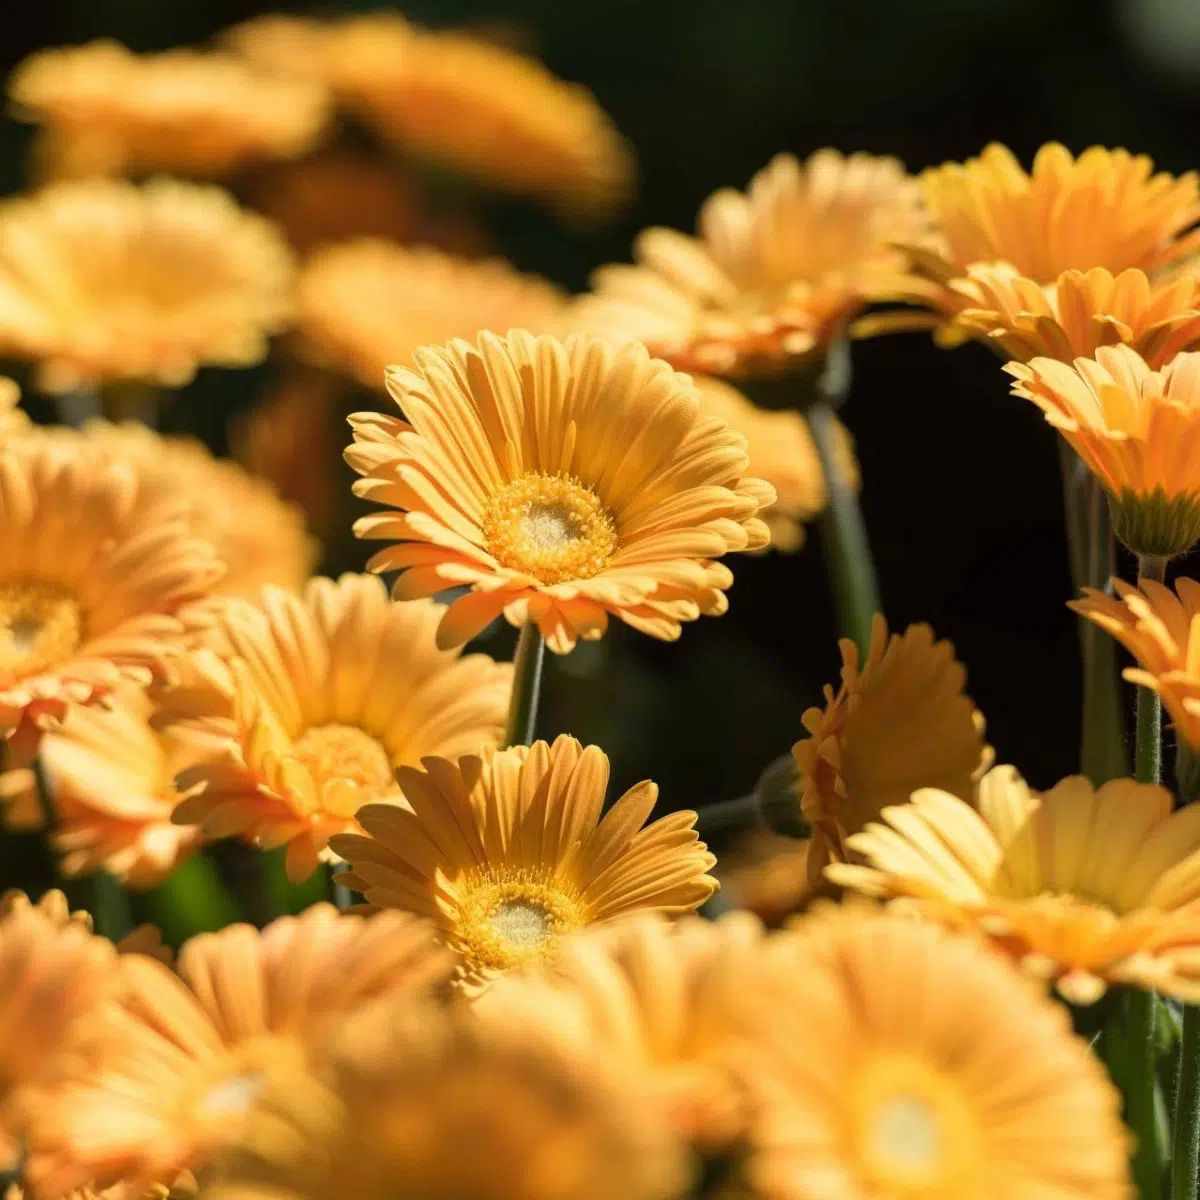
(291, 722, 395, 792)
(196, 1070, 265, 1123)
(855, 1055, 978, 1194)
(0, 581, 83, 678)
(482, 472, 618, 585)
(455, 872, 587, 974)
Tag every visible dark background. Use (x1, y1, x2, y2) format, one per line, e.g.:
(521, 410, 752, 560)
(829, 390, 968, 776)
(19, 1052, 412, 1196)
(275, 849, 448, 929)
(5, 0, 1197, 828)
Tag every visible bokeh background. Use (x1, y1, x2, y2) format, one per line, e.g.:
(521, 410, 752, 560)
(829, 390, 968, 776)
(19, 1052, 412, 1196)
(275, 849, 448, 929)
(6, 0, 1199, 832)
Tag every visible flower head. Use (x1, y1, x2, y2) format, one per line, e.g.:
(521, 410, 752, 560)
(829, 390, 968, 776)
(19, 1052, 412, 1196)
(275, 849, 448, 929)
(60, 421, 316, 599)
(830, 764, 1200, 1004)
(864, 143, 1200, 358)
(0, 896, 116, 1170)
(10, 40, 326, 180)
(694, 376, 856, 551)
(27, 906, 452, 1196)
(746, 907, 1130, 1199)
(297, 241, 565, 390)
(484, 912, 773, 1151)
(571, 150, 929, 376)
(0, 178, 294, 392)
(40, 685, 204, 888)
(161, 575, 512, 883)
(204, 993, 685, 1200)
(793, 613, 992, 881)
(1071, 578, 1200, 758)
(0, 437, 224, 809)
(347, 330, 774, 653)
(1007, 344, 1200, 555)
(227, 13, 633, 222)
(331, 734, 718, 990)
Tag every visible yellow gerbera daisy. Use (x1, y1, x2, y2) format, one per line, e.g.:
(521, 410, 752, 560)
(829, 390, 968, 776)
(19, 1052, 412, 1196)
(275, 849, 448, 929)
(0, 178, 294, 393)
(59, 421, 316, 599)
(571, 149, 929, 377)
(746, 907, 1131, 1199)
(885, 262, 1200, 364)
(9, 40, 326, 180)
(1007, 344, 1200, 556)
(330, 734, 718, 990)
(1071, 577, 1200, 760)
(864, 142, 1200, 360)
(0, 436, 224, 799)
(26, 905, 452, 1197)
(484, 912, 774, 1152)
(347, 330, 774, 653)
(297, 240, 566, 390)
(829, 763, 1200, 1004)
(0, 895, 117, 1172)
(793, 612, 992, 881)
(226, 12, 633, 222)
(160, 575, 512, 883)
(203, 993, 686, 1200)
(694, 375, 857, 552)
(39, 685, 204, 888)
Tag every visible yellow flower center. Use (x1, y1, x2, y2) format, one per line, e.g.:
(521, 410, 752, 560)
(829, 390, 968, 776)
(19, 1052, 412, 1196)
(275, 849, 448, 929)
(0, 581, 84, 678)
(180, 1037, 304, 1152)
(853, 1054, 979, 1194)
(455, 871, 587, 973)
(482, 472, 618, 585)
(291, 722, 395, 792)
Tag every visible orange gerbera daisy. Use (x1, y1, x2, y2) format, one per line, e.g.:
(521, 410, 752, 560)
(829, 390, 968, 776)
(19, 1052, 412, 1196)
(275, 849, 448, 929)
(9, 40, 326, 181)
(203, 993, 686, 1200)
(26, 905, 452, 1197)
(864, 142, 1200, 361)
(347, 330, 774, 653)
(0, 437, 223, 802)
(571, 150, 929, 377)
(296, 240, 565, 390)
(39, 685, 204, 888)
(694, 376, 857, 552)
(59, 421, 316, 599)
(484, 912, 774, 1152)
(160, 575, 511, 883)
(226, 13, 633, 222)
(331, 735, 718, 990)
(1072, 578, 1200, 767)
(746, 907, 1130, 1199)
(0, 178, 294, 393)
(243, 146, 486, 257)
(1007, 344, 1200, 556)
(0, 893, 117, 1171)
(793, 613, 992, 882)
(829, 764, 1200, 1004)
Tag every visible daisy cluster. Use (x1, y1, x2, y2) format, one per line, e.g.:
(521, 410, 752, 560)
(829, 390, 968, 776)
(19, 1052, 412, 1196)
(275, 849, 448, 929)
(2, 10, 1200, 1200)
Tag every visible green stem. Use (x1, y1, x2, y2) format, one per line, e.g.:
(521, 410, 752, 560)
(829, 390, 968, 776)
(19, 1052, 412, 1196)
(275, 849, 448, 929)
(1176, 1006, 1200, 1200)
(694, 793, 762, 837)
(809, 399, 880, 657)
(502, 625, 545, 748)
(1125, 552, 1166, 1200)
(1079, 470, 1128, 784)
